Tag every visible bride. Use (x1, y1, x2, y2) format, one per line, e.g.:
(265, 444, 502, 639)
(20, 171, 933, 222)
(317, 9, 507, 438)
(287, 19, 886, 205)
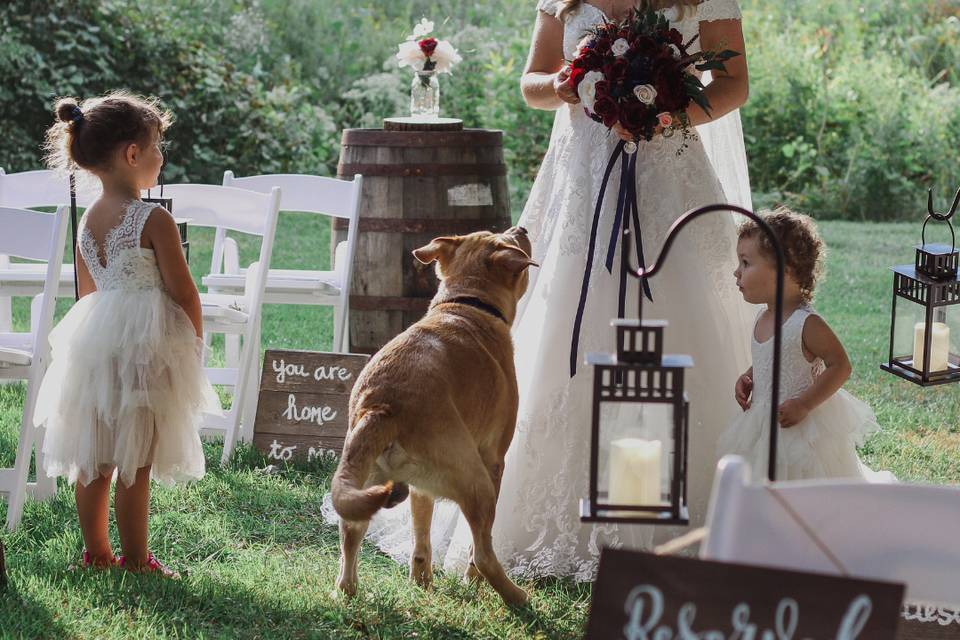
(325, 0, 755, 582)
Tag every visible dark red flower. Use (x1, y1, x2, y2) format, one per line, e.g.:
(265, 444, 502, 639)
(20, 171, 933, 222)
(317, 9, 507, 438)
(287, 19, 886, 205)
(593, 95, 620, 127)
(619, 99, 650, 134)
(653, 65, 687, 111)
(418, 37, 438, 56)
(593, 36, 612, 54)
(607, 57, 629, 82)
(593, 80, 610, 100)
(569, 66, 587, 88)
(667, 28, 683, 46)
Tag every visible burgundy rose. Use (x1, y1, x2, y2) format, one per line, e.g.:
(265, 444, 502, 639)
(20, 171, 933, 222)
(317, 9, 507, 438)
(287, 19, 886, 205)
(667, 28, 683, 46)
(593, 95, 620, 127)
(418, 37, 438, 56)
(618, 99, 649, 134)
(593, 36, 612, 54)
(593, 80, 610, 100)
(654, 66, 687, 112)
(569, 66, 587, 88)
(633, 36, 658, 58)
(607, 57, 629, 82)
(579, 49, 603, 70)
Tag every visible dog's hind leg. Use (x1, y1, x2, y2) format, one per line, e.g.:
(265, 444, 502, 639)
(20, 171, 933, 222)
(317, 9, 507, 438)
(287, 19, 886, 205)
(457, 459, 529, 606)
(336, 517, 369, 598)
(465, 458, 506, 584)
(409, 487, 434, 589)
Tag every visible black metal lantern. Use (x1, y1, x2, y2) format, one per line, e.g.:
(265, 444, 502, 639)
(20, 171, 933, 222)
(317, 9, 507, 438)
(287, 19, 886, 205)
(882, 187, 960, 386)
(143, 167, 189, 264)
(580, 204, 787, 526)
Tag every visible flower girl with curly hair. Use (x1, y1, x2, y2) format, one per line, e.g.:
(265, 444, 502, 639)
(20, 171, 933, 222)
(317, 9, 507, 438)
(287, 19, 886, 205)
(35, 92, 219, 575)
(720, 207, 893, 481)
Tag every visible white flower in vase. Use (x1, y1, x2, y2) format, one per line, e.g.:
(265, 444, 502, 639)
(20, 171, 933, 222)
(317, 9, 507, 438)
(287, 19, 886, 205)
(411, 18, 435, 40)
(431, 40, 463, 74)
(396, 40, 427, 71)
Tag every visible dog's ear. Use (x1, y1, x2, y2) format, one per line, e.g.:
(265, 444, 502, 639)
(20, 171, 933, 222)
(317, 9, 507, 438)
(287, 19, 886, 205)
(413, 236, 462, 265)
(489, 245, 538, 273)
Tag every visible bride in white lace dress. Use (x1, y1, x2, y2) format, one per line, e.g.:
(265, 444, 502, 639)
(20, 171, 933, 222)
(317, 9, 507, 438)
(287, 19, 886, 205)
(324, 0, 755, 582)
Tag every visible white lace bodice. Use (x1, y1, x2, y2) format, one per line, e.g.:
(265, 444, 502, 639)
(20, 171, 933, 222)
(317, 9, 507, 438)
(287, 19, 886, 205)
(536, 0, 742, 61)
(78, 200, 165, 292)
(751, 306, 825, 407)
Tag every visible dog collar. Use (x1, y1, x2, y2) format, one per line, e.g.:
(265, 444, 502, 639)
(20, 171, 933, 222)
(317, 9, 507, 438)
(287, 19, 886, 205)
(438, 296, 508, 324)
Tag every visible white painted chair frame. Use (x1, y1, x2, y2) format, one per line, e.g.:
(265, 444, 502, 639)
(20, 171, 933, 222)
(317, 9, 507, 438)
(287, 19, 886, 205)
(702, 455, 960, 607)
(0, 168, 100, 330)
(207, 171, 362, 354)
(157, 183, 281, 464)
(0, 206, 70, 530)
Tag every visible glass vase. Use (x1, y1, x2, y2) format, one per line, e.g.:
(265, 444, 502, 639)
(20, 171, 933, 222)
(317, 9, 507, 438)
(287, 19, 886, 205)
(410, 70, 440, 120)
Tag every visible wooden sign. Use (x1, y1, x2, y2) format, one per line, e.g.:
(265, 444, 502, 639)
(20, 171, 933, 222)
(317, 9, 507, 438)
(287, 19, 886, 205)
(586, 550, 904, 640)
(898, 605, 960, 639)
(253, 350, 369, 463)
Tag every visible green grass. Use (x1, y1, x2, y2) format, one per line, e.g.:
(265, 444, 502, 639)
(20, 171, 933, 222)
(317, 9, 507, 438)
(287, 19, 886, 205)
(1, 218, 958, 639)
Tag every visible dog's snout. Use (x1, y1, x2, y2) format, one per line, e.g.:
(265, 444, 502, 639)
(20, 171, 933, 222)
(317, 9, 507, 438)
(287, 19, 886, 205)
(517, 226, 528, 236)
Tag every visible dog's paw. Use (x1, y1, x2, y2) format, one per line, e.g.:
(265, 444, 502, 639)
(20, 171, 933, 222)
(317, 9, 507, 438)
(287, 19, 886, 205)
(334, 578, 357, 600)
(502, 585, 530, 607)
(410, 557, 433, 590)
(464, 562, 484, 585)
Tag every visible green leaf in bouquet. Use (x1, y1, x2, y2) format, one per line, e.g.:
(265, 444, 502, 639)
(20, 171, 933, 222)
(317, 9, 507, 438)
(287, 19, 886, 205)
(690, 90, 713, 116)
(695, 60, 728, 73)
(683, 74, 706, 91)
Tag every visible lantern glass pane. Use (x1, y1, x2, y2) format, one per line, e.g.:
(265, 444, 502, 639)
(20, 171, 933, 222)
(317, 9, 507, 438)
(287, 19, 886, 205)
(893, 297, 960, 375)
(597, 381, 676, 511)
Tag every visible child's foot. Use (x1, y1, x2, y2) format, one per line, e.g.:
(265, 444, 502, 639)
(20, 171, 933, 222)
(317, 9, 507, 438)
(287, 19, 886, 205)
(119, 552, 180, 579)
(69, 550, 118, 571)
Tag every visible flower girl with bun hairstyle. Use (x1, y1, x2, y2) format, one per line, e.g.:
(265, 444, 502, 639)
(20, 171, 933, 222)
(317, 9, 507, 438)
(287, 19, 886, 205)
(35, 92, 219, 575)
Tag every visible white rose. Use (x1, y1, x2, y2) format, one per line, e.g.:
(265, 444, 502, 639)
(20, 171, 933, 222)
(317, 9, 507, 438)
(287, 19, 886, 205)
(578, 70, 605, 113)
(396, 40, 426, 70)
(668, 44, 682, 59)
(633, 84, 657, 105)
(661, 6, 679, 22)
(411, 18, 434, 39)
(431, 39, 463, 74)
(611, 38, 630, 57)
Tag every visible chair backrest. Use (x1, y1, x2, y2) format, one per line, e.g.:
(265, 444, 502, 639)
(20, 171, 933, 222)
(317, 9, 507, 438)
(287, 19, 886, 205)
(156, 183, 279, 236)
(0, 168, 99, 209)
(222, 171, 361, 220)
(0, 206, 70, 354)
(702, 456, 960, 607)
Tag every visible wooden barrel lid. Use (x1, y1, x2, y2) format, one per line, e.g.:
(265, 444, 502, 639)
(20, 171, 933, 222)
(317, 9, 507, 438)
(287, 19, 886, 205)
(384, 117, 464, 131)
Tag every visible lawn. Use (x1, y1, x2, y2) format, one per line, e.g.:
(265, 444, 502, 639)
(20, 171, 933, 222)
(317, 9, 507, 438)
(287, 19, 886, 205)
(0, 217, 957, 639)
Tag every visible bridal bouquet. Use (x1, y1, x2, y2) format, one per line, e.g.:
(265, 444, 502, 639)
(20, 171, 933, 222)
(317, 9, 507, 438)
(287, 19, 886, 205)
(568, 8, 739, 146)
(396, 18, 462, 75)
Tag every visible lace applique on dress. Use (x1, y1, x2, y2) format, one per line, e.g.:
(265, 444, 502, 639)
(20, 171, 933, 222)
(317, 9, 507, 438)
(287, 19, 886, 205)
(696, 0, 743, 22)
(78, 200, 166, 292)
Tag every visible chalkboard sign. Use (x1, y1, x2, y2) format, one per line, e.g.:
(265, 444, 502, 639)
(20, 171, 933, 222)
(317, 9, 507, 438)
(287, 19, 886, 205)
(586, 550, 904, 640)
(898, 605, 960, 639)
(253, 350, 369, 462)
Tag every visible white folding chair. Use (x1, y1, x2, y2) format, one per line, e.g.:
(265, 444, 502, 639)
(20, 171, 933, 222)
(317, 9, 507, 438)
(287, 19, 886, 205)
(157, 183, 281, 464)
(207, 171, 362, 353)
(0, 168, 100, 330)
(0, 206, 69, 530)
(702, 455, 960, 607)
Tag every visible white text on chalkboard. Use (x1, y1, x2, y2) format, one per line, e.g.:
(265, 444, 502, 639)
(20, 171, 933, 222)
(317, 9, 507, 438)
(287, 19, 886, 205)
(622, 584, 873, 639)
(282, 394, 338, 425)
(272, 358, 354, 385)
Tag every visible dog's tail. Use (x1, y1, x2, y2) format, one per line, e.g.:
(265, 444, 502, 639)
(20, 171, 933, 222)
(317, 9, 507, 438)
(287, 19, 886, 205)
(331, 409, 400, 522)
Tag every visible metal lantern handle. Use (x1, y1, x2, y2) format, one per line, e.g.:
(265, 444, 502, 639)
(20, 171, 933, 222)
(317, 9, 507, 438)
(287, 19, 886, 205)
(921, 187, 959, 252)
(623, 203, 787, 482)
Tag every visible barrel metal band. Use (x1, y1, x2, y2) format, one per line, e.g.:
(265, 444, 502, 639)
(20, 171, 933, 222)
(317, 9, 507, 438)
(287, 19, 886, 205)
(341, 129, 503, 148)
(332, 216, 513, 234)
(338, 163, 506, 178)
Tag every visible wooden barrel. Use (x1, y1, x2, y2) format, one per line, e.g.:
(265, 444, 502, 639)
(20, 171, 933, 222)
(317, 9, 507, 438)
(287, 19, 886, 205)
(334, 127, 512, 354)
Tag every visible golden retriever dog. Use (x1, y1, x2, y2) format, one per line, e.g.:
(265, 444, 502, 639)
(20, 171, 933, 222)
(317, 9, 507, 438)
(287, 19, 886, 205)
(331, 226, 536, 606)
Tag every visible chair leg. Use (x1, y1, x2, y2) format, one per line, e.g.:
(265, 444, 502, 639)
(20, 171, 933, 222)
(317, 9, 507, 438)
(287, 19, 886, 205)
(0, 296, 11, 333)
(332, 302, 342, 354)
(6, 389, 37, 531)
(240, 316, 262, 444)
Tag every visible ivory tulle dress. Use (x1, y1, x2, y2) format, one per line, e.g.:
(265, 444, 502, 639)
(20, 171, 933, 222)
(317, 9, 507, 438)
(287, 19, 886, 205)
(717, 306, 894, 482)
(34, 199, 218, 488)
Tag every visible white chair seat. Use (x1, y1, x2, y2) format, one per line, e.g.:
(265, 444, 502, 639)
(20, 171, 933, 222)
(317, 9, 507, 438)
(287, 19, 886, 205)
(203, 268, 341, 298)
(200, 300, 249, 324)
(0, 262, 74, 283)
(0, 346, 31, 366)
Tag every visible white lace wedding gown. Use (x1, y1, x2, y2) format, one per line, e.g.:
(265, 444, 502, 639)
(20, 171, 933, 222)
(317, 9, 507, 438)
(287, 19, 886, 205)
(322, 0, 754, 581)
(34, 200, 218, 488)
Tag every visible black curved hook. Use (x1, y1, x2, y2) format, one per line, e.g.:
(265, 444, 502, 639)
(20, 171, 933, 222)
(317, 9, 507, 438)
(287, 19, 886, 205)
(623, 203, 787, 482)
(927, 186, 960, 222)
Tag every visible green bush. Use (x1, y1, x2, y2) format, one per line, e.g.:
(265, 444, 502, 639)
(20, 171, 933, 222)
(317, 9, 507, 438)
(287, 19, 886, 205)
(1, 0, 958, 220)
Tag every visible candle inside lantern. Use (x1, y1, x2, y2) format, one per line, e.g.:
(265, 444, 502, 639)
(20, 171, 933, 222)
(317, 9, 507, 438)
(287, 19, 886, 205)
(913, 322, 950, 372)
(609, 438, 662, 507)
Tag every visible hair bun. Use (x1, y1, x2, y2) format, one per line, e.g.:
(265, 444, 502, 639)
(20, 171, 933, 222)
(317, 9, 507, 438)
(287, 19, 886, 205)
(55, 98, 82, 124)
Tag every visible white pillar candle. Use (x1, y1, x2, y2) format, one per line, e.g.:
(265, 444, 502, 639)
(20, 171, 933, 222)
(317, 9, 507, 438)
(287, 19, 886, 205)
(913, 321, 950, 372)
(609, 438, 662, 507)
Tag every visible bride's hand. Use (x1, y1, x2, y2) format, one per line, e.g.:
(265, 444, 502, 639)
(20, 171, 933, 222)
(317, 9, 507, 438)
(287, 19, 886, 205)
(553, 67, 580, 104)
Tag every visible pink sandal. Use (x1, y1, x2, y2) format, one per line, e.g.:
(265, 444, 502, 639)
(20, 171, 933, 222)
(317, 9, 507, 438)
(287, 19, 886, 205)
(118, 552, 180, 579)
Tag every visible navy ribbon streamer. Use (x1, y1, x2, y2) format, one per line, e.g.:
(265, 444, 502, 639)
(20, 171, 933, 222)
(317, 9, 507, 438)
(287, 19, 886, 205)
(569, 140, 653, 377)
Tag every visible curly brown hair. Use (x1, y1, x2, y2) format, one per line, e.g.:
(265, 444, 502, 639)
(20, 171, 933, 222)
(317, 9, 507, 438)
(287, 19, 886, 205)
(44, 91, 172, 174)
(738, 207, 825, 304)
